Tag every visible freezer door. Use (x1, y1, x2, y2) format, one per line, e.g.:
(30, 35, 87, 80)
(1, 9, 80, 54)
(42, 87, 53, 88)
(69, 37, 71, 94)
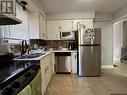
(78, 28, 101, 45)
(78, 46, 101, 76)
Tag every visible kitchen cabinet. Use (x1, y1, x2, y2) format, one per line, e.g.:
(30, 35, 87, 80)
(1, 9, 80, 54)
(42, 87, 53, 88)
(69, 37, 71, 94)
(59, 19, 93, 31)
(46, 19, 93, 40)
(3, 4, 29, 40)
(29, 12, 46, 39)
(40, 53, 54, 95)
(73, 19, 93, 30)
(39, 15, 47, 39)
(30, 70, 41, 95)
(80, 19, 94, 28)
(17, 85, 31, 95)
(40, 59, 47, 95)
(71, 52, 77, 74)
(47, 20, 60, 40)
(59, 20, 73, 31)
(73, 19, 82, 30)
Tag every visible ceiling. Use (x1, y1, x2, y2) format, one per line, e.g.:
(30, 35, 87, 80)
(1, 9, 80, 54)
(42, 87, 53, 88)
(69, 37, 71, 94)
(39, 0, 127, 15)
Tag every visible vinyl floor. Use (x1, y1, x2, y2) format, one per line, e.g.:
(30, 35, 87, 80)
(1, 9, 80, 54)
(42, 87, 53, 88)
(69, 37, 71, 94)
(44, 63, 127, 95)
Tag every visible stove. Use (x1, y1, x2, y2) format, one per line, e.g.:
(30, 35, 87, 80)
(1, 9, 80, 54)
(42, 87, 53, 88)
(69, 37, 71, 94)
(0, 61, 40, 95)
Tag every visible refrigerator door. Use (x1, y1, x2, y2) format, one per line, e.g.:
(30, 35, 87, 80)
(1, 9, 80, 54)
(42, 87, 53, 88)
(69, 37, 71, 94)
(78, 45, 101, 76)
(78, 28, 101, 45)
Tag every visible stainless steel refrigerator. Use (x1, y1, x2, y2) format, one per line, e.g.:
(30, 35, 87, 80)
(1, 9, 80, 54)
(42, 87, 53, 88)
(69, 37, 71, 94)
(78, 27, 101, 77)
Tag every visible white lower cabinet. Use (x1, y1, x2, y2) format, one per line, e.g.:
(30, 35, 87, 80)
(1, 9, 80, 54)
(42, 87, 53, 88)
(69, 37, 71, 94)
(30, 70, 41, 95)
(40, 61, 46, 95)
(17, 85, 31, 95)
(40, 53, 54, 95)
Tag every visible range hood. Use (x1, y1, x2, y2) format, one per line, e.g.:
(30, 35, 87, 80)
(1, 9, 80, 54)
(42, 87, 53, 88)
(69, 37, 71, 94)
(0, 14, 22, 25)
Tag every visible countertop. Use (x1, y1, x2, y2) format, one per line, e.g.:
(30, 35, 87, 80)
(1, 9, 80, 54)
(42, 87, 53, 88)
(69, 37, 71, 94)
(14, 50, 77, 61)
(49, 50, 77, 53)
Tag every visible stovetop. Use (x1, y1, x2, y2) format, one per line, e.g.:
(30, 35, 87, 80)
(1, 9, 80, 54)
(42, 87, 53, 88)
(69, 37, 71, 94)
(0, 61, 34, 90)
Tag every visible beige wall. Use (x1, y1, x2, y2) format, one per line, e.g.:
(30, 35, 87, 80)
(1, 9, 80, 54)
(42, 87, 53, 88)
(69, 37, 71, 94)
(113, 22, 123, 60)
(94, 22, 113, 65)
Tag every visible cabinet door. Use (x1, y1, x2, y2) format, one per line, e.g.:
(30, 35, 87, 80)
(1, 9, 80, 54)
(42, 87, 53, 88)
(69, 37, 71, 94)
(59, 20, 73, 31)
(30, 70, 41, 95)
(50, 53, 55, 75)
(73, 20, 82, 30)
(39, 15, 46, 40)
(17, 85, 31, 95)
(80, 19, 93, 28)
(47, 20, 60, 40)
(46, 56, 51, 86)
(9, 4, 29, 40)
(29, 13, 40, 39)
(40, 60, 46, 95)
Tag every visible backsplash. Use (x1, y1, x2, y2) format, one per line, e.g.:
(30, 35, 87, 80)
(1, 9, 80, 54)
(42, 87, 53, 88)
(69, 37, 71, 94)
(46, 40, 74, 50)
(30, 39, 75, 50)
(30, 39, 47, 47)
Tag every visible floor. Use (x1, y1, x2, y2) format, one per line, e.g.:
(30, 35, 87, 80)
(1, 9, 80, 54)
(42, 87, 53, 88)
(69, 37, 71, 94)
(44, 62, 127, 95)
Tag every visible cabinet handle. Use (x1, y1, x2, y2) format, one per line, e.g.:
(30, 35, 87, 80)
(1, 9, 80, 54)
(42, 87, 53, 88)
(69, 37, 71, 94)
(59, 26, 61, 29)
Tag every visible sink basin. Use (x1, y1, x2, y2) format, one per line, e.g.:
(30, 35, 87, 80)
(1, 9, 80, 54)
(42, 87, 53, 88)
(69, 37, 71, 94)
(15, 53, 46, 59)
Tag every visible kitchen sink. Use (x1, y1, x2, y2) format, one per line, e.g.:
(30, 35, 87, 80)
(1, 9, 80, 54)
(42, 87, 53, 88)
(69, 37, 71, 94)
(15, 53, 46, 59)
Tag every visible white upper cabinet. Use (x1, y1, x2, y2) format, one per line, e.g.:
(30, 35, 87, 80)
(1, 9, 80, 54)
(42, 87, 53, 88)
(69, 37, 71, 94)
(73, 19, 82, 30)
(80, 19, 94, 28)
(7, 4, 29, 40)
(39, 15, 47, 39)
(46, 19, 93, 40)
(29, 12, 46, 39)
(59, 19, 93, 31)
(29, 13, 39, 39)
(59, 20, 73, 31)
(47, 20, 60, 40)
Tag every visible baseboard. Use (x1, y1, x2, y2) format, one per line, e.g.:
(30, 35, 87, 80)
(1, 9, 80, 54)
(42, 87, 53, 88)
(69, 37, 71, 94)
(101, 65, 114, 69)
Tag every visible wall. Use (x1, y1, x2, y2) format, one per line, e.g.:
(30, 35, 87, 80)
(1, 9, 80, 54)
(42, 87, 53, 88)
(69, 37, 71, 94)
(113, 6, 127, 22)
(31, 0, 47, 18)
(94, 22, 113, 65)
(47, 11, 95, 20)
(113, 22, 123, 60)
(95, 14, 113, 22)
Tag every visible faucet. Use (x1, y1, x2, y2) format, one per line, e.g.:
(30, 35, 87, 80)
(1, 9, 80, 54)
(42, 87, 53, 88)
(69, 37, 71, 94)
(21, 40, 28, 55)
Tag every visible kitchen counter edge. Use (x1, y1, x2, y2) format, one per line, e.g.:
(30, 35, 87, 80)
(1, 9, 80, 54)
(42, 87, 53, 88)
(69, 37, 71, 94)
(14, 50, 77, 61)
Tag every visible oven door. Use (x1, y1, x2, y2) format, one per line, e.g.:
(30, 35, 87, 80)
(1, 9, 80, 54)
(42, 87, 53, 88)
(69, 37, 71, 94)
(17, 85, 31, 95)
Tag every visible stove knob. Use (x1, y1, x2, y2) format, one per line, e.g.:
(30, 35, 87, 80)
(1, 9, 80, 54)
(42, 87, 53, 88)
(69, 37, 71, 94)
(25, 72, 31, 78)
(3, 88, 13, 95)
(12, 82, 20, 89)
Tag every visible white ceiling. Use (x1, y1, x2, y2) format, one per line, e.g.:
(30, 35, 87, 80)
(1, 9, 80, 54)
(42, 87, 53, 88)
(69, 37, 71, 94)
(39, 0, 127, 15)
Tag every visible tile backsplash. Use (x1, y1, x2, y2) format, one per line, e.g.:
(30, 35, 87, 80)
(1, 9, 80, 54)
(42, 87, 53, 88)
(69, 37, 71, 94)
(30, 39, 75, 50)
